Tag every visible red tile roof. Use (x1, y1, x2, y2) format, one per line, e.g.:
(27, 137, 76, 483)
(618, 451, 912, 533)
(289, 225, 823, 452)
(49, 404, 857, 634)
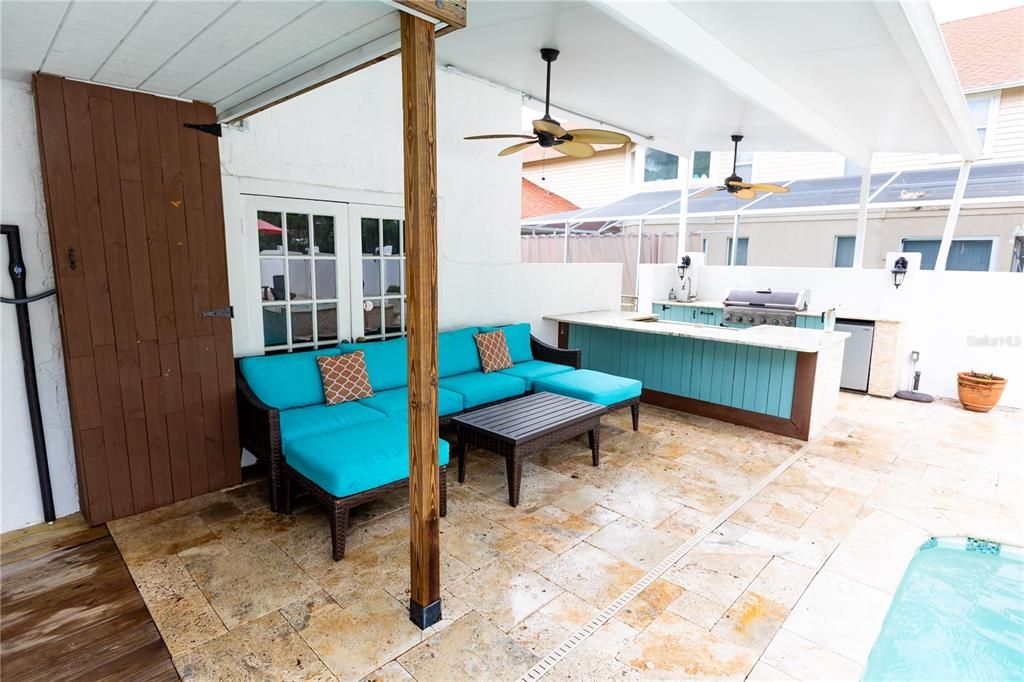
(941, 7, 1024, 90)
(521, 178, 578, 219)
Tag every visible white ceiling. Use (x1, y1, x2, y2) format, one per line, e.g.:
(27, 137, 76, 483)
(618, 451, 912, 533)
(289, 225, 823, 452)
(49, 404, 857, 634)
(0, 0, 980, 161)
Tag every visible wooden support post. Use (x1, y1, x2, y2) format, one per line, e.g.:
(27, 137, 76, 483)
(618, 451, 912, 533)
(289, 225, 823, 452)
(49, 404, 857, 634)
(400, 11, 442, 630)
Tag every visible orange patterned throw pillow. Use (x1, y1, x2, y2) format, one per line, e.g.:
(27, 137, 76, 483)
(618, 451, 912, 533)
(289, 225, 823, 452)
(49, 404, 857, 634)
(317, 352, 374, 405)
(475, 330, 514, 373)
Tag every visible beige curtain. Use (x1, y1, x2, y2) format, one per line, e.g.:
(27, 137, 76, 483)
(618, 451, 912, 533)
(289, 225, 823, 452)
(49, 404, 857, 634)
(521, 231, 679, 295)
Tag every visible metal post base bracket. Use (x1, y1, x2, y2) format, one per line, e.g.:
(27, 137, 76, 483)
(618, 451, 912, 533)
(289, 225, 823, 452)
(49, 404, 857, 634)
(409, 598, 442, 630)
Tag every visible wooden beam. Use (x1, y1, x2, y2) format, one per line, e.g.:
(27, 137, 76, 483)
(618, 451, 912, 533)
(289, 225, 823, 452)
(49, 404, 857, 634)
(400, 11, 442, 630)
(395, 0, 466, 28)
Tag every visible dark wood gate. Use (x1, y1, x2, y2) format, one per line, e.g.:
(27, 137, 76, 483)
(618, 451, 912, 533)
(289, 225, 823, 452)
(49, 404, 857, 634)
(34, 74, 240, 525)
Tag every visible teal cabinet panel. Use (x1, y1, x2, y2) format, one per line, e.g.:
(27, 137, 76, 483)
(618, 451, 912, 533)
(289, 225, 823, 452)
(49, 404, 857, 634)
(567, 324, 797, 419)
(796, 315, 825, 329)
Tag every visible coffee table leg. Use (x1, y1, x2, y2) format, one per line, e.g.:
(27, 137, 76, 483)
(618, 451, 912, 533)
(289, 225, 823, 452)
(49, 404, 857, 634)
(588, 427, 600, 466)
(456, 429, 467, 484)
(505, 451, 522, 507)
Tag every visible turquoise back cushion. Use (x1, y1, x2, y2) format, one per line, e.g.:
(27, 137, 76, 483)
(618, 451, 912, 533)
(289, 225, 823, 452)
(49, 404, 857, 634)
(480, 323, 532, 364)
(338, 337, 408, 391)
(438, 327, 481, 377)
(239, 348, 341, 410)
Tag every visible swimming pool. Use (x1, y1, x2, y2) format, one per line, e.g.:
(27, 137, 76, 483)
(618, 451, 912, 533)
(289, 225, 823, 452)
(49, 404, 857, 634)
(863, 537, 1024, 681)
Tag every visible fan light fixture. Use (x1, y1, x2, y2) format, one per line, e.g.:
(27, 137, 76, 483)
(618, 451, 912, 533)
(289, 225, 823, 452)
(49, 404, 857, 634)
(692, 135, 790, 201)
(464, 49, 632, 158)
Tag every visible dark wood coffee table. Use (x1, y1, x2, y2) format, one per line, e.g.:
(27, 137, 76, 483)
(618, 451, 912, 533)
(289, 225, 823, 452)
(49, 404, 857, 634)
(452, 392, 606, 507)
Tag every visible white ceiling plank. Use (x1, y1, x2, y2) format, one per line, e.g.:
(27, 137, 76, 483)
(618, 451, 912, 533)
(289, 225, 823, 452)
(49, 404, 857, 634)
(186, 1, 391, 104)
(216, 16, 401, 122)
(0, 0, 70, 81)
(41, 1, 150, 81)
(140, 1, 317, 97)
(93, 1, 234, 89)
(590, 0, 872, 164)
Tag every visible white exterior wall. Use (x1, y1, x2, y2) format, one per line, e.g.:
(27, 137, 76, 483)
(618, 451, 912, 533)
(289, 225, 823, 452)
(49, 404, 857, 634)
(522, 148, 630, 208)
(1, 79, 79, 531)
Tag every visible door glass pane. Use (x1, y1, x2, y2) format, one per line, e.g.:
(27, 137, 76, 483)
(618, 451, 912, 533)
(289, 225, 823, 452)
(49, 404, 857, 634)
(289, 259, 313, 300)
(363, 299, 382, 336)
(361, 218, 380, 255)
(362, 258, 381, 296)
(313, 215, 335, 256)
(263, 305, 287, 346)
(286, 213, 310, 255)
(316, 303, 337, 342)
(257, 211, 283, 253)
(383, 260, 402, 295)
(383, 219, 401, 255)
(260, 259, 286, 300)
(314, 259, 335, 299)
(384, 298, 402, 334)
(290, 304, 313, 344)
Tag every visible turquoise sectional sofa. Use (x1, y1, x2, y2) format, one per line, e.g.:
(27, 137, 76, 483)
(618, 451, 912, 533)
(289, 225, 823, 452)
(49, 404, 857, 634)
(235, 323, 580, 559)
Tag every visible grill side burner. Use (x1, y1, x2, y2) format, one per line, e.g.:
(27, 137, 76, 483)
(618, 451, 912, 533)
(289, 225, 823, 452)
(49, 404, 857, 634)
(722, 288, 811, 328)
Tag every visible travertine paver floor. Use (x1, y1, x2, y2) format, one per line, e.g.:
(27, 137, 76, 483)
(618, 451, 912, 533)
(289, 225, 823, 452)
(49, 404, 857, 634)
(107, 394, 1023, 681)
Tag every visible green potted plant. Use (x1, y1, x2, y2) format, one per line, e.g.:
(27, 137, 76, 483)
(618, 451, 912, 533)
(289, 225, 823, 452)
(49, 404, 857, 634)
(956, 371, 1007, 413)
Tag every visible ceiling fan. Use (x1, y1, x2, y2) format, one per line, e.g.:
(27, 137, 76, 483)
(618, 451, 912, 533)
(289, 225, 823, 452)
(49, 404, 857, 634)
(694, 135, 789, 200)
(464, 48, 631, 158)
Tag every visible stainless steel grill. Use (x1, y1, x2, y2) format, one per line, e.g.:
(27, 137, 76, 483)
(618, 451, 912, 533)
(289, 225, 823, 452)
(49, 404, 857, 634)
(722, 288, 810, 327)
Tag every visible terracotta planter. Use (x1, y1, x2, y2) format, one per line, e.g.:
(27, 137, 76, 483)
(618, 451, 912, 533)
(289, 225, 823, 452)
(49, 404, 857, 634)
(957, 372, 1007, 413)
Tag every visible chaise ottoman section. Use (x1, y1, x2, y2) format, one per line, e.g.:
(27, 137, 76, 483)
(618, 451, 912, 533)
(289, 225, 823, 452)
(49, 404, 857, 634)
(532, 369, 642, 430)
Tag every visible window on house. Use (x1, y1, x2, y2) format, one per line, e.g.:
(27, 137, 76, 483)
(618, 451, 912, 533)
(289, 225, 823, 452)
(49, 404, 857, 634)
(834, 236, 856, 267)
(644, 148, 679, 182)
(901, 238, 994, 271)
(966, 93, 996, 148)
(361, 217, 406, 339)
(257, 210, 339, 350)
(692, 151, 711, 180)
(727, 237, 749, 265)
(701, 238, 708, 254)
(735, 151, 754, 181)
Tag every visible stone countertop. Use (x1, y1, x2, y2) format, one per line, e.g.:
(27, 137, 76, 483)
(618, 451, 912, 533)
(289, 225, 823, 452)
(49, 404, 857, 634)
(545, 310, 849, 353)
(651, 300, 903, 323)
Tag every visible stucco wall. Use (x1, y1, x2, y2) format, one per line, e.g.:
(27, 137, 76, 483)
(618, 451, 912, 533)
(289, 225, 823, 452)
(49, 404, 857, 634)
(1, 78, 79, 531)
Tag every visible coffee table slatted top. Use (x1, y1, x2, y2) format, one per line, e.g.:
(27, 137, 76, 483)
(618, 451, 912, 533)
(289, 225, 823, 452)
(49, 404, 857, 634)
(452, 392, 606, 445)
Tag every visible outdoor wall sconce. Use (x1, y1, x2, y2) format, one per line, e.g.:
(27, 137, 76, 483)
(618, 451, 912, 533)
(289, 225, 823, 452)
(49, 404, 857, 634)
(677, 255, 692, 278)
(891, 256, 909, 289)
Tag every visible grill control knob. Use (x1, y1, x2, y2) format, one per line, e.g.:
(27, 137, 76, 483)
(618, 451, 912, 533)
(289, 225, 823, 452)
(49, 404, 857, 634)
(784, 320, 793, 327)
(759, 317, 767, 324)
(771, 319, 780, 325)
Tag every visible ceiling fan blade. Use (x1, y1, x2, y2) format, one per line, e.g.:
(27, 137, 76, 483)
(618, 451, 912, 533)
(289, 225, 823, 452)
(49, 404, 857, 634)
(735, 188, 757, 200)
(565, 128, 631, 145)
(498, 140, 537, 157)
(747, 183, 790, 193)
(553, 140, 595, 158)
(533, 118, 567, 137)
(727, 180, 752, 188)
(692, 186, 724, 199)
(465, 134, 537, 140)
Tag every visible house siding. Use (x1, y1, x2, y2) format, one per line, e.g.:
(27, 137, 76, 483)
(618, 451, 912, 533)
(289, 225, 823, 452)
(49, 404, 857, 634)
(523, 148, 629, 208)
(990, 85, 1024, 160)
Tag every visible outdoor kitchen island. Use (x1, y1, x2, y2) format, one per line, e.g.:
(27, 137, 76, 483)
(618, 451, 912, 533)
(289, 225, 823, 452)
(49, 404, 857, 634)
(545, 310, 848, 441)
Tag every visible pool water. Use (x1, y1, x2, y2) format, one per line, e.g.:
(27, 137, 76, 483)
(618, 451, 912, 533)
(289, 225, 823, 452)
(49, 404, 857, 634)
(864, 537, 1024, 681)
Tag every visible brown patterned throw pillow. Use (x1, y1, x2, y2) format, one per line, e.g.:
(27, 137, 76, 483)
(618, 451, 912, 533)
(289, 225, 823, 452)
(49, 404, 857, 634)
(317, 352, 374, 405)
(474, 330, 514, 373)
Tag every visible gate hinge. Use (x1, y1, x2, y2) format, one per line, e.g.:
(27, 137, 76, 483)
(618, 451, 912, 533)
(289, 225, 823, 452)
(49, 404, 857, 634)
(199, 305, 234, 318)
(183, 123, 222, 137)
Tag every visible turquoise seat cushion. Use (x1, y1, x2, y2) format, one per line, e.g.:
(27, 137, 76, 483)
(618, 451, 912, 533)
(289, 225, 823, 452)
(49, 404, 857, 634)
(533, 369, 642, 406)
(360, 387, 464, 420)
(480, 323, 532, 363)
(283, 418, 450, 499)
(338, 337, 408, 391)
(279, 402, 387, 444)
(438, 327, 481, 378)
(498, 360, 573, 391)
(439, 371, 527, 409)
(239, 348, 341, 410)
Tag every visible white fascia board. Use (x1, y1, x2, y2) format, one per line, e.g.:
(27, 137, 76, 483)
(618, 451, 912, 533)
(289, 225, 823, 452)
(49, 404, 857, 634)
(874, 1, 983, 161)
(590, 0, 872, 165)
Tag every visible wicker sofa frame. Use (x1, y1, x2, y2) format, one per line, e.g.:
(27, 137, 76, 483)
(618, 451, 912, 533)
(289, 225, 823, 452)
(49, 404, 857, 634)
(282, 461, 447, 560)
(235, 335, 582, 512)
